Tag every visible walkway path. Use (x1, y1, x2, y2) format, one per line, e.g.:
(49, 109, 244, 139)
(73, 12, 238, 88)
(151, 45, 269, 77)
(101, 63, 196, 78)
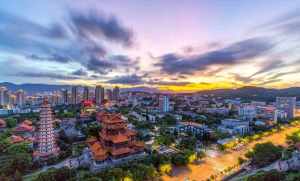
(162, 123, 300, 181)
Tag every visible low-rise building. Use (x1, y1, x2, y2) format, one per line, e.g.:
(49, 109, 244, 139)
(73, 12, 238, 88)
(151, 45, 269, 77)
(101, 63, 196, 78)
(256, 105, 276, 121)
(172, 114, 183, 121)
(147, 114, 156, 123)
(170, 121, 212, 138)
(205, 107, 230, 116)
(239, 104, 256, 121)
(218, 119, 250, 136)
(274, 109, 288, 123)
(129, 111, 147, 122)
(14, 120, 34, 137)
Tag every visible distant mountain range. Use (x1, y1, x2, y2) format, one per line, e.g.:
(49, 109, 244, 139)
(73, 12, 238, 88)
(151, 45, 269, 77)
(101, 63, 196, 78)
(122, 86, 160, 93)
(0, 82, 159, 95)
(0, 82, 71, 94)
(196, 86, 300, 102)
(1, 82, 300, 101)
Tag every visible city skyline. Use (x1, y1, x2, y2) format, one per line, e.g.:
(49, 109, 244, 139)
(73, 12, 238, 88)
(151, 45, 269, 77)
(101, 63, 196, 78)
(1, 1, 300, 92)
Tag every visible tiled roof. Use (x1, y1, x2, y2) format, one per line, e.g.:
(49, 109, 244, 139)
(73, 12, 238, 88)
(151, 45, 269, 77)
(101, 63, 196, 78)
(10, 135, 25, 143)
(97, 112, 125, 124)
(101, 133, 129, 143)
(132, 141, 144, 148)
(14, 123, 33, 132)
(23, 120, 32, 125)
(125, 129, 137, 136)
(89, 141, 108, 161)
(0, 119, 6, 128)
(86, 137, 98, 144)
(89, 111, 145, 160)
(111, 147, 131, 156)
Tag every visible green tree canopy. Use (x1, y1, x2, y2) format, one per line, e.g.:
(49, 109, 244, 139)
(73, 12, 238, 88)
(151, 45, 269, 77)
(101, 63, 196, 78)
(34, 167, 76, 181)
(0, 153, 33, 178)
(286, 130, 300, 145)
(246, 170, 284, 181)
(5, 117, 17, 128)
(245, 142, 283, 168)
(5, 142, 31, 155)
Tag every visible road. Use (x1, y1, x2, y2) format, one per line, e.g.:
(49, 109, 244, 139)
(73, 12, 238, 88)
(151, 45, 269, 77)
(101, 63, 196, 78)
(230, 159, 279, 181)
(162, 123, 300, 181)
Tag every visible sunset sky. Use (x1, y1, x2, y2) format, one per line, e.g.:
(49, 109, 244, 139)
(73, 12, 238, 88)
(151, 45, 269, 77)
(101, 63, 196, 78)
(1, 0, 300, 92)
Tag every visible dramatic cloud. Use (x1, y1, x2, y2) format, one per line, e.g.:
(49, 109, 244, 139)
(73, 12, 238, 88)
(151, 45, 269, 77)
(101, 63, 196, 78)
(268, 70, 300, 80)
(147, 80, 191, 86)
(155, 37, 274, 75)
(260, 8, 300, 36)
(231, 74, 253, 83)
(2, 4, 300, 89)
(250, 59, 285, 77)
(251, 58, 300, 77)
(16, 72, 79, 80)
(69, 10, 134, 47)
(0, 11, 67, 40)
(0, 9, 136, 77)
(71, 69, 88, 76)
(256, 79, 282, 86)
(106, 75, 192, 86)
(83, 44, 107, 58)
(84, 55, 139, 74)
(106, 74, 144, 85)
(27, 54, 71, 63)
(85, 56, 115, 74)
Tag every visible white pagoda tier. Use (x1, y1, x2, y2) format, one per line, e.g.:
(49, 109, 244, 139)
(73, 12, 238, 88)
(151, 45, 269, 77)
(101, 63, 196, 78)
(34, 100, 59, 159)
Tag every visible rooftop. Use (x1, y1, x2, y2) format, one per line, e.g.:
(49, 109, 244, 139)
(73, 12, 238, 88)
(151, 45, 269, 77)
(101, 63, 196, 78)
(0, 119, 6, 128)
(14, 121, 34, 132)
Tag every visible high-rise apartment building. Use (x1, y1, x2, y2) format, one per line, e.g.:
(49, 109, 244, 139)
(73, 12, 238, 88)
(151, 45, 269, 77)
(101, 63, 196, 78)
(83, 86, 89, 101)
(112, 86, 120, 101)
(34, 99, 59, 159)
(16, 89, 25, 106)
(3, 90, 10, 106)
(106, 89, 113, 101)
(159, 95, 170, 113)
(0, 87, 7, 106)
(95, 85, 105, 105)
(71, 86, 78, 105)
(276, 97, 296, 119)
(50, 94, 59, 106)
(61, 89, 68, 105)
(9, 94, 16, 106)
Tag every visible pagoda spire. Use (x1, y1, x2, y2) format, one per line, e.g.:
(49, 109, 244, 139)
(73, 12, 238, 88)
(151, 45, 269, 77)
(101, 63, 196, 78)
(34, 100, 59, 159)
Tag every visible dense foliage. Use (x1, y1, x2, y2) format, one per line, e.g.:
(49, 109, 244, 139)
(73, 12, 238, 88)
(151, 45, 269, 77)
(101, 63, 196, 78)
(246, 170, 300, 181)
(33, 163, 161, 181)
(0, 142, 34, 181)
(5, 117, 17, 128)
(286, 130, 300, 145)
(245, 142, 283, 168)
(246, 170, 285, 181)
(34, 167, 76, 181)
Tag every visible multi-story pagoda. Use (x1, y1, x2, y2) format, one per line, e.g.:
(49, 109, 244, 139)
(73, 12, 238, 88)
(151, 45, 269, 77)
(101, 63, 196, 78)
(87, 112, 144, 164)
(33, 99, 59, 159)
